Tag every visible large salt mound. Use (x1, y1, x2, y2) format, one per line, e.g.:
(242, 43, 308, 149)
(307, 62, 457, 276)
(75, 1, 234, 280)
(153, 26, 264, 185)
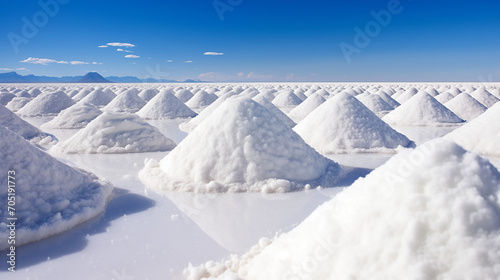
(0, 104, 54, 143)
(446, 102, 500, 156)
(253, 94, 296, 128)
(139, 97, 342, 193)
(294, 92, 413, 153)
(0, 125, 112, 250)
(272, 90, 303, 108)
(136, 90, 196, 119)
(288, 92, 325, 123)
(444, 93, 487, 121)
(52, 112, 176, 154)
(382, 92, 464, 126)
(102, 89, 146, 113)
(78, 88, 116, 107)
(470, 87, 499, 108)
(41, 103, 103, 129)
(188, 139, 500, 280)
(186, 90, 218, 109)
(17, 90, 75, 116)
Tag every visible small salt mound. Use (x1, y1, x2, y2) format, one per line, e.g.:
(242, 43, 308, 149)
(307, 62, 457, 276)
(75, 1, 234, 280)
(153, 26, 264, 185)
(435, 91, 455, 103)
(425, 86, 440, 96)
(16, 90, 31, 98)
(0, 125, 112, 250)
(293, 89, 308, 101)
(102, 89, 146, 113)
(188, 139, 500, 280)
(66, 89, 80, 98)
(41, 103, 103, 129)
(272, 90, 303, 108)
(375, 90, 400, 108)
(138, 88, 158, 101)
(175, 89, 194, 103)
(470, 87, 499, 108)
(28, 88, 42, 97)
(288, 92, 325, 123)
(444, 93, 487, 121)
(446, 102, 500, 156)
(17, 90, 75, 117)
(356, 93, 393, 114)
(72, 88, 92, 101)
(186, 90, 218, 109)
(395, 87, 418, 103)
(103, 87, 116, 97)
(180, 91, 239, 132)
(6, 97, 31, 111)
(490, 88, 500, 99)
(343, 87, 360, 96)
(447, 86, 461, 96)
(139, 97, 342, 193)
(257, 89, 278, 101)
(137, 90, 196, 119)
(253, 94, 296, 128)
(52, 112, 176, 154)
(0, 92, 16, 105)
(294, 92, 413, 153)
(0, 104, 54, 143)
(383, 92, 464, 126)
(77, 88, 116, 107)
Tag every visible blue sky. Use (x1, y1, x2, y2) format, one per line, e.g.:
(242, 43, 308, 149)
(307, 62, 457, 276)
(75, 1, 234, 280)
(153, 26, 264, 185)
(0, 0, 499, 82)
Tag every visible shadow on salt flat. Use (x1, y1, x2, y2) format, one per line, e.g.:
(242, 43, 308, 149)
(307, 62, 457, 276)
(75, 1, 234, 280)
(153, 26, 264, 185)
(7, 187, 155, 271)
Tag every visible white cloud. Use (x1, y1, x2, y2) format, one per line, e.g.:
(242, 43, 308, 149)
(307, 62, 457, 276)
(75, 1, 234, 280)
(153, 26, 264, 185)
(98, 45, 108, 48)
(125, 54, 140, 58)
(204, 51, 224, 56)
(167, 60, 173, 63)
(20, 57, 91, 65)
(107, 42, 135, 47)
(117, 48, 124, 52)
(185, 60, 193, 63)
(0, 67, 27, 71)
(20, 57, 71, 65)
(92, 62, 103, 65)
(70, 61, 89, 65)
(117, 48, 133, 53)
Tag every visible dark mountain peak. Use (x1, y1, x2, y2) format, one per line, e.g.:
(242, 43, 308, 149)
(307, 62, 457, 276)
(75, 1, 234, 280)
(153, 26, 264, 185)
(76, 72, 111, 83)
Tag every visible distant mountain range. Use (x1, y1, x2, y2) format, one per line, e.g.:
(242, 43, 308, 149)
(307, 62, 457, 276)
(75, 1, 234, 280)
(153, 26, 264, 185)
(0, 71, 207, 83)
